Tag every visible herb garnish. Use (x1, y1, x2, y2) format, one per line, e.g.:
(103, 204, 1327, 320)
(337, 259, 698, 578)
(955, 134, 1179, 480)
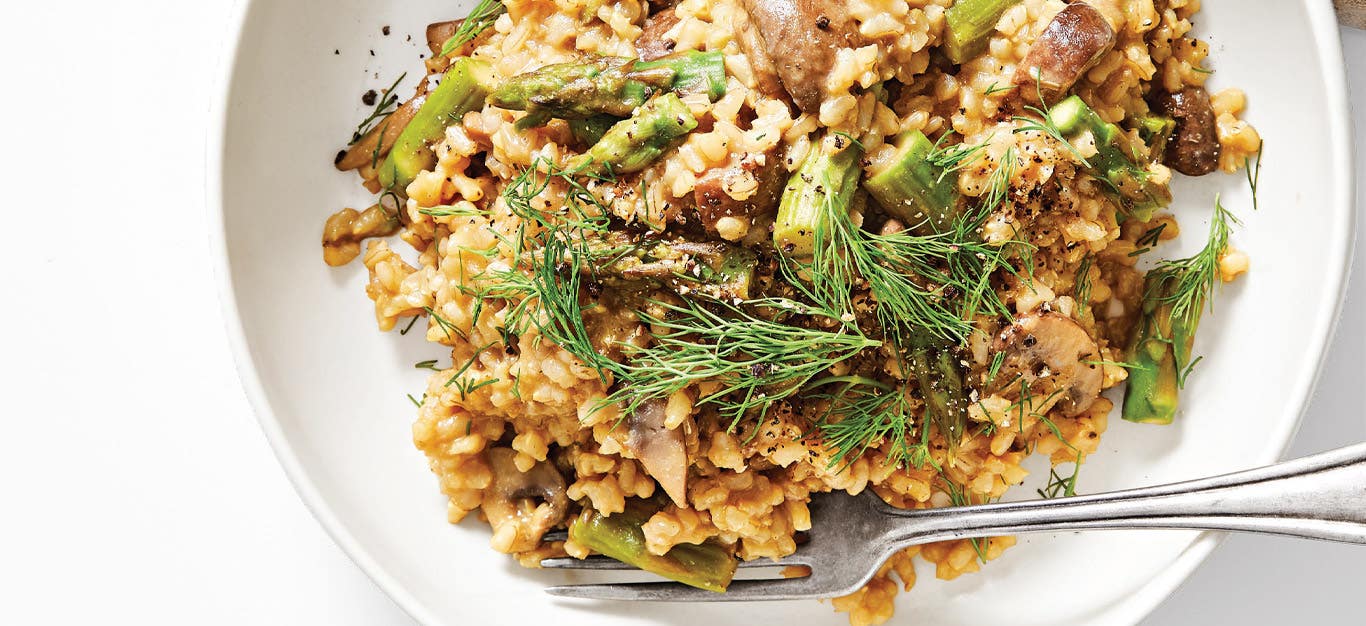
(440, 0, 506, 57)
(1144, 198, 1239, 386)
(607, 298, 881, 430)
(350, 72, 405, 145)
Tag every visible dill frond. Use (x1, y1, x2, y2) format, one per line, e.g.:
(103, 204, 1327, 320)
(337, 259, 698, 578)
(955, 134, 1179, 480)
(350, 72, 405, 145)
(608, 298, 882, 429)
(440, 0, 506, 57)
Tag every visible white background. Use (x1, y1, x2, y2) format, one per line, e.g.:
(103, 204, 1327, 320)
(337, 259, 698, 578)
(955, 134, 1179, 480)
(0, 1, 1360, 624)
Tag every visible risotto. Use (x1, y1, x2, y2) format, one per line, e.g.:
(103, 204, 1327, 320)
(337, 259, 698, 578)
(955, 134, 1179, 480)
(322, 0, 1258, 623)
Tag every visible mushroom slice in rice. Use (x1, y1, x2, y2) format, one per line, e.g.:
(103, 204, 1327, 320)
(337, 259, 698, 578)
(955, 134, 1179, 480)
(1149, 87, 1222, 176)
(737, 0, 865, 114)
(625, 398, 688, 506)
(635, 4, 682, 61)
(1013, 2, 1116, 102)
(482, 448, 569, 553)
(992, 311, 1104, 418)
(334, 85, 428, 173)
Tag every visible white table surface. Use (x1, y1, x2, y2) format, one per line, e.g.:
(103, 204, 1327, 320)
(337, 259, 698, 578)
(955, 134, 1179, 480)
(0, 2, 1360, 624)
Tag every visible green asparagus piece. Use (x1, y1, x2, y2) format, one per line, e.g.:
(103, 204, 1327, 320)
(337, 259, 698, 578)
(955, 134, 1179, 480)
(568, 114, 621, 145)
(568, 92, 698, 175)
(489, 51, 725, 127)
(944, 0, 1022, 64)
(633, 51, 727, 101)
(378, 58, 496, 192)
(1121, 273, 1185, 424)
(1135, 114, 1176, 163)
(909, 345, 969, 453)
(773, 137, 864, 257)
(1121, 200, 1234, 424)
(863, 130, 961, 233)
(569, 501, 738, 592)
(583, 234, 758, 300)
(1046, 95, 1172, 221)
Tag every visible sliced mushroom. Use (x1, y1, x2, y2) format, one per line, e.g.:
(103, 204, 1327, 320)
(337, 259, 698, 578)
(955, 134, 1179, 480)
(482, 448, 569, 553)
(321, 202, 402, 266)
(335, 85, 428, 172)
(737, 0, 865, 114)
(1013, 3, 1116, 102)
(635, 4, 681, 61)
(1149, 87, 1221, 176)
(425, 19, 463, 57)
(991, 311, 1104, 417)
(692, 148, 784, 234)
(729, 3, 788, 100)
(625, 398, 688, 506)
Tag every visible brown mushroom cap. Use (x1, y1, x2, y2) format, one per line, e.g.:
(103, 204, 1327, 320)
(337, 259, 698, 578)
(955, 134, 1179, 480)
(730, 2, 788, 100)
(1150, 87, 1222, 176)
(482, 448, 569, 553)
(625, 398, 688, 506)
(691, 148, 784, 233)
(737, 0, 865, 114)
(635, 5, 682, 61)
(991, 311, 1104, 417)
(1013, 3, 1117, 102)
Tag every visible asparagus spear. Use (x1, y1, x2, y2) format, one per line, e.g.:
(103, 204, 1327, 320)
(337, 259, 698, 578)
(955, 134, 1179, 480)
(909, 344, 969, 453)
(490, 51, 725, 128)
(863, 130, 960, 233)
(568, 501, 738, 592)
(569, 92, 698, 175)
(580, 234, 758, 300)
(773, 135, 864, 257)
(1044, 95, 1173, 221)
(378, 58, 497, 192)
(1135, 114, 1177, 163)
(1121, 200, 1236, 424)
(567, 114, 621, 145)
(944, 0, 1022, 64)
(1121, 273, 1185, 424)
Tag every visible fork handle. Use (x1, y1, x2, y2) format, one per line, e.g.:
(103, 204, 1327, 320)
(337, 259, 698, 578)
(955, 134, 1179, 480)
(880, 442, 1366, 548)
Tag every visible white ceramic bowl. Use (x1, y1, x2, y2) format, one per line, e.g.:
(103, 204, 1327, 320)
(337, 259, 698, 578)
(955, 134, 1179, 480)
(210, 2, 1356, 624)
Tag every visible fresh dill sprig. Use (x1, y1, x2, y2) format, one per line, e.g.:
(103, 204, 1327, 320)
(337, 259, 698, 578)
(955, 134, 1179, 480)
(796, 162, 1026, 348)
(814, 379, 938, 471)
(480, 158, 621, 381)
(1145, 197, 1240, 386)
(983, 82, 1014, 96)
(1013, 105, 1091, 167)
(985, 352, 1007, 386)
(942, 479, 989, 562)
(1074, 255, 1094, 315)
(924, 132, 993, 185)
(444, 342, 499, 399)
(440, 0, 506, 57)
(1129, 222, 1168, 257)
(1245, 140, 1264, 211)
(414, 360, 440, 370)
(420, 204, 488, 218)
(607, 298, 882, 429)
(398, 315, 420, 336)
(777, 144, 1028, 467)
(350, 72, 406, 145)
(1037, 454, 1082, 499)
(1149, 199, 1238, 338)
(407, 392, 425, 408)
(423, 306, 463, 341)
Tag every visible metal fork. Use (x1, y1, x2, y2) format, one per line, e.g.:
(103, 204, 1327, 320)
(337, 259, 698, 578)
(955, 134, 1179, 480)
(541, 442, 1366, 601)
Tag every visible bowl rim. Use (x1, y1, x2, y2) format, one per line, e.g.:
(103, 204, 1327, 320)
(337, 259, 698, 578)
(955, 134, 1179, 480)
(206, 1, 1357, 624)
